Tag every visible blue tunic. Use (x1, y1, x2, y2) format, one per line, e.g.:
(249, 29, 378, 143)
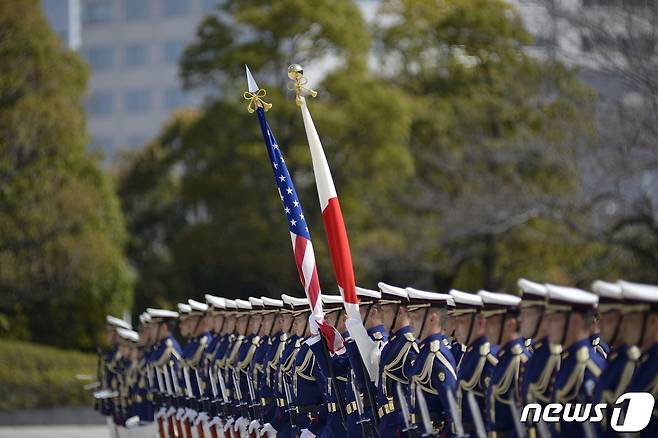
(408, 333, 457, 436)
(550, 337, 606, 438)
(626, 343, 658, 437)
(485, 337, 530, 435)
(377, 325, 419, 438)
(456, 336, 498, 431)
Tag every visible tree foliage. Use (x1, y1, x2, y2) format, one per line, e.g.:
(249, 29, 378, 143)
(0, 1, 133, 349)
(119, 0, 642, 307)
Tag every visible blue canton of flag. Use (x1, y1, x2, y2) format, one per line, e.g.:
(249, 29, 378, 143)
(256, 109, 310, 239)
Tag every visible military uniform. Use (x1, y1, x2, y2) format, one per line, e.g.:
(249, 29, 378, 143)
(619, 280, 658, 437)
(469, 291, 528, 437)
(404, 288, 457, 436)
(307, 294, 349, 438)
(450, 289, 498, 435)
(545, 284, 605, 438)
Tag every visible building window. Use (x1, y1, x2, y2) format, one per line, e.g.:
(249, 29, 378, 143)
(125, 44, 149, 66)
(164, 87, 190, 109)
(124, 89, 152, 112)
(83, 1, 112, 24)
(125, 0, 150, 20)
(163, 0, 189, 16)
(87, 92, 114, 115)
(162, 40, 186, 64)
(82, 46, 113, 70)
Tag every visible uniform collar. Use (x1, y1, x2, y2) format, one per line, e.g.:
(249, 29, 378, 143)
(500, 336, 525, 356)
(565, 337, 591, 356)
(390, 325, 413, 341)
(469, 335, 488, 349)
(422, 332, 444, 344)
(367, 324, 386, 337)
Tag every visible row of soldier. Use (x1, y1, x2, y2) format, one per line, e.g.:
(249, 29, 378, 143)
(96, 278, 658, 438)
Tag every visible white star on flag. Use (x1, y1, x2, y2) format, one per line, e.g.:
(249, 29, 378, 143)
(293, 200, 299, 207)
(286, 187, 293, 195)
(290, 219, 297, 226)
(279, 175, 286, 182)
(285, 207, 290, 213)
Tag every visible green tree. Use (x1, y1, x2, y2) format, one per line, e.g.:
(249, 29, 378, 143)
(0, 1, 133, 349)
(375, 0, 598, 290)
(119, 0, 413, 306)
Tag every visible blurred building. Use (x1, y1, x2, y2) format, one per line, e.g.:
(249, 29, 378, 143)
(43, 0, 219, 158)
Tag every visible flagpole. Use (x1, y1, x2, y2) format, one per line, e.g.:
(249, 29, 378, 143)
(244, 66, 347, 428)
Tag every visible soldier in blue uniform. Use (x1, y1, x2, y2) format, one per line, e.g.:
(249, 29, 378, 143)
(286, 295, 328, 438)
(342, 286, 388, 438)
(134, 312, 156, 431)
(184, 298, 214, 436)
(449, 289, 497, 436)
(145, 307, 183, 438)
(516, 278, 560, 411)
(260, 296, 291, 438)
(99, 315, 133, 438)
(306, 294, 349, 438)
(220, 298, 250, 434)
(369, 282, 419, 438)
(620, 280, 658, 437)
(232, 298, 263, 436)
(545, 284, 605, 438)
(591, 280, 640, 437)
(248, 296, 283, 436)
(478, 290, 530, 437)
(405, 288, 458, 436)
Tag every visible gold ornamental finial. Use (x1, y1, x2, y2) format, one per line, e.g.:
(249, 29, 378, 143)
(243, 88, 272, 113)
(287, 64, 317, 106)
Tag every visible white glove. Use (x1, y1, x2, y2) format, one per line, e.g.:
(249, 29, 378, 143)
(308, 314, 323, 335)
(300, 428, 316, 438)
(223, 417, 235, 432)
(194, 411, 209, 426)
(184, 408, 197, 421)
(248, 419, 262, 434)
(260, 422, 277, 437)
(234, 416, 249, 436)
(176, 407, 186, 420)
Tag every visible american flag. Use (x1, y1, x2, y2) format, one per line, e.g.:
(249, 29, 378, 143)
(246, 75, 322, 317)
(255, 109, 322, 315)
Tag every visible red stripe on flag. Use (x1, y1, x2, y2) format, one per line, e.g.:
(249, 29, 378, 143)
(322, 197, 357, 304)
(293, 234, 308, 290)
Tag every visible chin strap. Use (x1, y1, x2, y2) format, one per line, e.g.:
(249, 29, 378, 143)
(268, 312, 278, 337)
(637, 311, 650, 349)
(418, 307, 430, 341)
(531, 307, 544, 340)
(497, 314, 506, 346)
(390, 303, 401, 334)
(560, 311, 572, 347)
(609, 311, 622, 348)
(466, 313, 476, 346)
(363, 304, 372, 326)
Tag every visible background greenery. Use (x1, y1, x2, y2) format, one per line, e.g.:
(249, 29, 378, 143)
(0, 339, 96, 410)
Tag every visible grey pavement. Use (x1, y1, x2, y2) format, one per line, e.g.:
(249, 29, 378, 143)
(0, 425, 109, 438)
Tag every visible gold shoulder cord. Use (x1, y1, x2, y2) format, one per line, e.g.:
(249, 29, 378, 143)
(555, 347, 589, 402)
(527, 349, 561, 403)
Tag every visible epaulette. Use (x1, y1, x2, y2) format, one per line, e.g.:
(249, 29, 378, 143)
(576, 346, 589, 363)
(373, 331, 383, 341)
(404, 332, 420, 353)
(187, 335, 209, 366)
(486, 352, 499, 366)
(628, 346, 641, 361)
(429, 340, 441, 353)
(442, 338, 451, 347)
(549, 344, 562, 355)
(479, 342, 491, 356)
